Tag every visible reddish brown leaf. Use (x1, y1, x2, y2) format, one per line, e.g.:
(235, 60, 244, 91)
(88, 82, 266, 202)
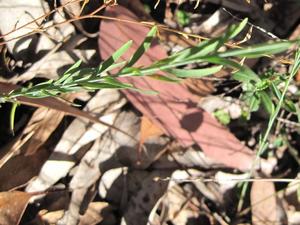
(0, 147, 50, 191)
(0, 191, 32, 225)
(98, 6, 255, 171)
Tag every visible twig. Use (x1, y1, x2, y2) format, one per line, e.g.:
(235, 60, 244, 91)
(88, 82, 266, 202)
(155, 177, 300, 183)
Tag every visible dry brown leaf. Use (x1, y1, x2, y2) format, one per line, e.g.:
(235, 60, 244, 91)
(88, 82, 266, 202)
(21, 107, 66, 156)
(0, 107, 66, 169)
(79, 202, 111, 225)
(250, 181, 279, 225)
(0, 191, 33, 225)
(138, 116, 164, 159)
(0, 147, 50, 191)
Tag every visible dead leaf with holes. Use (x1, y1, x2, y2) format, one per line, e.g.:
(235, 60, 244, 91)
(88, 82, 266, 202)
(0, 191, 33, 225)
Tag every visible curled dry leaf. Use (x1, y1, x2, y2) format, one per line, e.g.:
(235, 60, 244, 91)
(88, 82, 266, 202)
(0, 191, 33, 225)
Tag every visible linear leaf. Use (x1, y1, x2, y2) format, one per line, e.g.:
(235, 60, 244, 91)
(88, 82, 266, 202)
(165, 65, 223, 78)
(148, 74, 181, 82)
(98, 40, 133, 73)
(204, 56, 260, 82)
(218, 41, 294, 58)
(10, 102, 18, 135)
(126, 26, 157, 67)
(271, 82, 282, 100)
(228, 18, 248, 39)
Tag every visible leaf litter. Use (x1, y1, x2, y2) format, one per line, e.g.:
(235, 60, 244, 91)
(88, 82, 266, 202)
(0, 1, 300, 225)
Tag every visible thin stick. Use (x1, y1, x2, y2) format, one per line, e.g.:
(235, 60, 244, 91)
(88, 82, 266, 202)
(155, 177, 300, 183)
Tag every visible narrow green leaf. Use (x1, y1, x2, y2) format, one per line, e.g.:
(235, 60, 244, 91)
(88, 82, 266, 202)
(64, 60, 82, 75)
(284, 99, 296, 112)
(290, 48, 300, 75)
(165, 65, 223, 78)
(260, 91, 274, 114)
(101, 61, 127, 74)
(98, 40, 133, 73)
(164, 19, 248, 64)
(228, 18, 248, 39)
(103, 76, 134, 88)
(55, 60, 82, 85)
(204, 56, 260, 82)
(148, 74, 181, 82)
(126, 26, 157, 68)
(10, 102, 18, 135)
(271, 82, 282, 100)
(80, 82, 132, 90)
(218, 41, 294, 58)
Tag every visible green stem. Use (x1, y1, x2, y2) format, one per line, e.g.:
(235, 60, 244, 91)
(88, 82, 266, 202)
(237, 49, 300, 212)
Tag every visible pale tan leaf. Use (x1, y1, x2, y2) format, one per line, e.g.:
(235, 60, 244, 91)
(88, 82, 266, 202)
(79, 202, 111, 225)
(40, 210, 64, 225)
(0, 191, 32, 225)
(251, 181, 279, 225)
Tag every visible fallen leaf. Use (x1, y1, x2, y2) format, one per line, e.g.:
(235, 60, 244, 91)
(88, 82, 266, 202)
(98, 6, 255, 171)
(26, 89, 127, 194)
(79, 202, 113, 225)
(138, 116, 164, 162)
(0, 147, 50, 191)
(250, 181, 279, 225)
(0, 105, 67, 169)
(140, 116, 164, 144)
(21, 107, 66, 156)
(40, 210, 65, 224)
(0, 191, 32, 225)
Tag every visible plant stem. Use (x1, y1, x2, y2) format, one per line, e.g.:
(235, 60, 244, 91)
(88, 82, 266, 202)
(237, 49, 300, 212)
